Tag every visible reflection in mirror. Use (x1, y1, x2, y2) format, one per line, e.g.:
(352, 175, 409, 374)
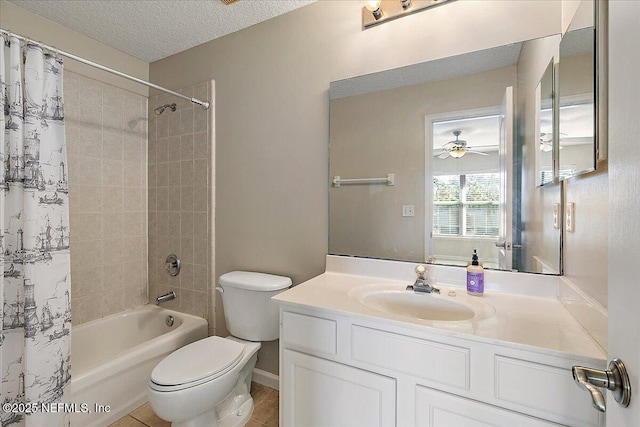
(329, 35, 563, 275)
(535, 60, 555, 186)
(429, 114, 501, 269)
(558, 0, 596, 180)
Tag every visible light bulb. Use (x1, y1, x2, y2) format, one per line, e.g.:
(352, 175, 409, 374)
(400, 0, 412, 9)
(365, 0, 383, 20)
(449, 148, 466, 158)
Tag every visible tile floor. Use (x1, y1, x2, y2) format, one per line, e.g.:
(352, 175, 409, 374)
(108, 382, 279, 427)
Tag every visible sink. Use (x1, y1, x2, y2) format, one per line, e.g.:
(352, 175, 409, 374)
(360, 291, 474, 321)
(348, 284, 494, 323)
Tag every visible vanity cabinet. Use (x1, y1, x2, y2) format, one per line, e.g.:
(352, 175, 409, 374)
(279, 307, 604, 427)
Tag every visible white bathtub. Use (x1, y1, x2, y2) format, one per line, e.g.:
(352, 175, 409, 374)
(70, 305, 208, 427)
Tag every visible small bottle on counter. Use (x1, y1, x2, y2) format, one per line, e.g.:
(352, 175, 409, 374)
(466, 249, 484, 296)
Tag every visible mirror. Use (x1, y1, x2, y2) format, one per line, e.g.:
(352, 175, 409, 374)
(558, 0, 596, 180)
(329, 34, 569, 275)
(535, 60, 555, 187)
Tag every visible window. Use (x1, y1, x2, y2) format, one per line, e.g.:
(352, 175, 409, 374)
(433, 173, 500, 238)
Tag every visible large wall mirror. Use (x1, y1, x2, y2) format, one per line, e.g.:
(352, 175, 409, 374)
(558, 0, 597, 180)
(329, 32, 572, 275)
(535, 60, 555, 187)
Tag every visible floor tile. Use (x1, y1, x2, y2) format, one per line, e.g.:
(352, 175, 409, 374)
(250, 382, 272, 407)
(250, 389, 279, 427)
(130, 402, 171, 427)
(108, 415, 147, 427)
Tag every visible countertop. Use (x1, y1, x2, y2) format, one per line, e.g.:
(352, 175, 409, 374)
(274, 271, 606, 363)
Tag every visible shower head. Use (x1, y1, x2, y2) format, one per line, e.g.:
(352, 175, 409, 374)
(154, 103, 177, 115)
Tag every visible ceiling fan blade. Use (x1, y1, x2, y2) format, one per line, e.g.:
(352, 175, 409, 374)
(465, 150, 489, 156)
(540, 144, 552, 152)
(441, 142, 456, 150)
(559, 136, 594, 144)
(438, 151, 450, 159)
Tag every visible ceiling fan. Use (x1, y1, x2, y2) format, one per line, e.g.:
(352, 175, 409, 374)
(539, 132, 566, 152)
(437, 130, 489, 159)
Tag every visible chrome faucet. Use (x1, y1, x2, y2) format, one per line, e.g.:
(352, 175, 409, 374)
(156, 291, 176, 305)
(406, 265, 439, 294)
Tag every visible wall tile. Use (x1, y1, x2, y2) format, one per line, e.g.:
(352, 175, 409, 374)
(148, 85, 210, 322)
(180, 135, 194, 160)
(181, 161, 194, 186)
(193, 132, 207, 160)
(124, 161, 144, 188)
(193, 159, 207, 187)
(167, 136, 182, 161)
(180, 186, 194, 212)
(168, 186, 181, 212)
(168, 161, 181, 186)
(156, 138, 169, 162)
(180, 109, 194, 136)
(103, 159, 124, 187)
(66, 72, 148, 325)
(103, 130, 124, 160)
(103, 187, 124, 212)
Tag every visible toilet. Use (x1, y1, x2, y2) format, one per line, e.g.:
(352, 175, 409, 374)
(147, 271, 292, 427)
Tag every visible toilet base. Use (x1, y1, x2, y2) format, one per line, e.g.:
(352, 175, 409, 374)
(169, 349, 258, 427)
(170, 399, 253, 427)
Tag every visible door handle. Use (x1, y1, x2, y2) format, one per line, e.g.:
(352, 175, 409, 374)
(572, 358, 631, 412)
(495, 241, 512, 249)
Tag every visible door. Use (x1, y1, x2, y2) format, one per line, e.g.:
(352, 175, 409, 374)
(606, 1, 640, 425)
(497, 86, 514, 270)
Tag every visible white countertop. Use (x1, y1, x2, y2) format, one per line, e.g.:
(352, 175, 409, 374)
(274, 268, 606, 363)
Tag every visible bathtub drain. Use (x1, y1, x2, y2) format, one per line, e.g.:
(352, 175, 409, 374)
(165, 315, 174, 327)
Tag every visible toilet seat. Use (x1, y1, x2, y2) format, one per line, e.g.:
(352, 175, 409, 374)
(149, 337, 245, 392)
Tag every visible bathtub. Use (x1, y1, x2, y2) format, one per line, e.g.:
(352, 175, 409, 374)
(70, 305, 208, 427)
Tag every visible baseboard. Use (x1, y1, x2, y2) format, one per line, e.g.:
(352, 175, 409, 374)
(252, 368, 279, 391)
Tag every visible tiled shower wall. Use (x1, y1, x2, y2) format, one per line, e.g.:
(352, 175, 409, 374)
(147, 82, 213, 328)
(65, 71, 148, 325)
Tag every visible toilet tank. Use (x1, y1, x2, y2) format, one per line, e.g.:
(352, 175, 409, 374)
(218, 271, 292, 341)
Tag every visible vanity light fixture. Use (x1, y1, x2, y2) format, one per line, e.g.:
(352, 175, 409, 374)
(365, 0, 383, 20)
(363, 0, 455, 29)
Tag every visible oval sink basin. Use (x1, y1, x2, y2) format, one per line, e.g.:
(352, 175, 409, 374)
(347, 284, 495, 323)
(360, 291, 475, 321)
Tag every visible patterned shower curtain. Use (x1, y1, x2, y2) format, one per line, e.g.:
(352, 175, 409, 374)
(0, 36, 71, 426)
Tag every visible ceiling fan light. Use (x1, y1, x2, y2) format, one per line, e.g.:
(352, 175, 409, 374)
(449, 148, 466, 158)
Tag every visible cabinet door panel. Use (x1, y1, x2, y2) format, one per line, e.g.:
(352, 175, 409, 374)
(416, 386, 559, 427)
(282, 349, 396, 427)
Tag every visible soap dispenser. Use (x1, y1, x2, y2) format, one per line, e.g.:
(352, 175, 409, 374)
(466, 249, 484, 296)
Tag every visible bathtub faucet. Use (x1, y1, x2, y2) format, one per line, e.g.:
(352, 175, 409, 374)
(156, 291, 176, 305)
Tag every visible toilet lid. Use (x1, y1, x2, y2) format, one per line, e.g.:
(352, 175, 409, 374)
(150, 337, 244, 387)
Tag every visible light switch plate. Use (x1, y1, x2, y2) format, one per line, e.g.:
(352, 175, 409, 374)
(553, 204, 560, 229)
(566, 202, 575, 232)
(402, 205, 415, 217)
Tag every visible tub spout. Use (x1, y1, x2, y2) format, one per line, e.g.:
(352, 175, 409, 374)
(156, 291, 176, 305)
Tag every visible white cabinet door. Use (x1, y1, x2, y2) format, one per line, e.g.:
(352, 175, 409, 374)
(282, 349, 396, 427)
(415, 386, 559, 427)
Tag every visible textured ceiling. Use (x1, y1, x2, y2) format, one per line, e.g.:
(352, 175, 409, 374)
(9, 0, 315, 62)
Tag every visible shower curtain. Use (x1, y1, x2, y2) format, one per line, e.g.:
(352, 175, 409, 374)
(0, 36, 71, 426)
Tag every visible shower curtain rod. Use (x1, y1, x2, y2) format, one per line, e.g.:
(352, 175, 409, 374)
(0, 28, 210, 110)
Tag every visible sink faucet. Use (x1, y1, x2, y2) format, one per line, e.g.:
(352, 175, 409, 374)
(407, 265, 440, 294)
(156, 291, 176, 305)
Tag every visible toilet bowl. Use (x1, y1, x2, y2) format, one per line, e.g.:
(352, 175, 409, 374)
(147, 272, 291, 427)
